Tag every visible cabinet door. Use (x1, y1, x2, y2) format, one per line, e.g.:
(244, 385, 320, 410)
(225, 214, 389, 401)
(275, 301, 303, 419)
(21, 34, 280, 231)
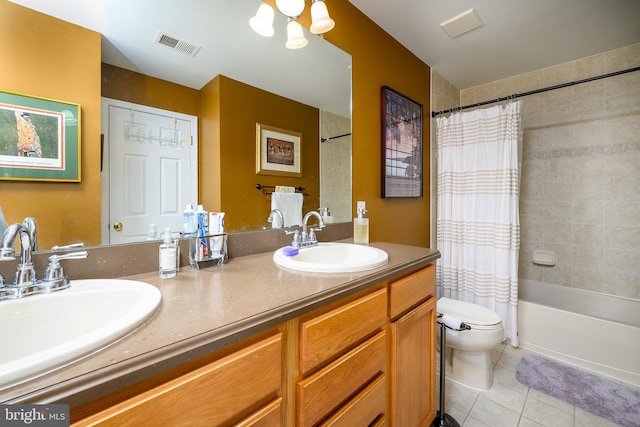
(75, 334, 282, 426)
(389, 297, 436, 427)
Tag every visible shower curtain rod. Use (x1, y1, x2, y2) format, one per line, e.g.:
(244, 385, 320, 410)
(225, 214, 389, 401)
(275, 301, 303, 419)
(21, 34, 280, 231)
(431, 66, 640, 118)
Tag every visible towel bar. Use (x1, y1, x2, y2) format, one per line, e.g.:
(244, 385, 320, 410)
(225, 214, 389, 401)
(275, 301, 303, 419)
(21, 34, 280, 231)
(255, 184, 308, 196)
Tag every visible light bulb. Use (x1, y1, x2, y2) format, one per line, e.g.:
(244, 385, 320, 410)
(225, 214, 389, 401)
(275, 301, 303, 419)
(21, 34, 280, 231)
(276, 0, 305, 17)
(285, 19, 308, 49)
(249, 4, 275, 37)
(310, 0, 335, 34)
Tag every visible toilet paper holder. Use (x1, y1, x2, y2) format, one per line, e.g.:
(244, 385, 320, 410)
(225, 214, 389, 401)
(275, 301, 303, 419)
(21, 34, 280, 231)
(432, 313, 471, 427)
(437, 313, 471, 332)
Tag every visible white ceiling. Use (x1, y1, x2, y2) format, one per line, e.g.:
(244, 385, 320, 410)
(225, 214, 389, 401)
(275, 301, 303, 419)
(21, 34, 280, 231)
(9, 0, 352, 117)
(10, 0, 640, 108)
(348, 0, 640, 89)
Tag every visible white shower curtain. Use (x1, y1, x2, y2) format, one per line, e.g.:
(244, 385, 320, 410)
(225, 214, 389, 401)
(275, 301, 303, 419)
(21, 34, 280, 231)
(435, 101, 522, 347)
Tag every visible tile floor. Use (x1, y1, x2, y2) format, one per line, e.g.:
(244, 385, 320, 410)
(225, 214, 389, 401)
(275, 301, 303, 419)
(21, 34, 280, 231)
(436, 343, 624, 427)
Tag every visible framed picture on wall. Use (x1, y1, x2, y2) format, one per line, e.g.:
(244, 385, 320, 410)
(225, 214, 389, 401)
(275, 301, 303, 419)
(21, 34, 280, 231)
(256, 123, 302, 177)
(0, 90, 81, 182)
(381, 86, 423, 198)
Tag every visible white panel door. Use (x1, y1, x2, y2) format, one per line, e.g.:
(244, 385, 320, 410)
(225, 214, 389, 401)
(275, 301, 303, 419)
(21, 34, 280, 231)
(101, 99, 197, 244)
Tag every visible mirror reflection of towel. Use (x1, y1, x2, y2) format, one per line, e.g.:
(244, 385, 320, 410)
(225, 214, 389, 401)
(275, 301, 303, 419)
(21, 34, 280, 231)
(275, 186, 295, 193)
(271, 193, 303, 227)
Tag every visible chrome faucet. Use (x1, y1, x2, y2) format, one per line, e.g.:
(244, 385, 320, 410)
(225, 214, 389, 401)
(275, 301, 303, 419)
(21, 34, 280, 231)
(14, 224, 37, 288)
(267, 209, 284, 229)
(0, 220, 37, 297)
(0, 223, 25, 260)
(22, 216, 38, 252)
(0, 217, 88, 300)
(287, 210, 325, 248)
(0, 221, 36, 287)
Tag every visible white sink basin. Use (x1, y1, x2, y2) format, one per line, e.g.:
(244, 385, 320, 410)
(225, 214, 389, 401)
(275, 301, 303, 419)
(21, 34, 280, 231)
(273, 242, 388, 273)
(0, 279, 161, 389)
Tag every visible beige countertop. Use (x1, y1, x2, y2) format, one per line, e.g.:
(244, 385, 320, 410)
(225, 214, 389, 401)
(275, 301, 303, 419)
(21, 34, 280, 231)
(1, 240, 439, 407)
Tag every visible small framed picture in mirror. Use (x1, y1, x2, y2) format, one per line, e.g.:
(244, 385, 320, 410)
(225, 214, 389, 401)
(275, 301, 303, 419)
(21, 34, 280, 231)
(256, 123, 302, 177)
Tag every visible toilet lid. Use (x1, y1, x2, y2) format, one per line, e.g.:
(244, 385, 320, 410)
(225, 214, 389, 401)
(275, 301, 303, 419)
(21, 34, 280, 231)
(437, 297, 503, 327)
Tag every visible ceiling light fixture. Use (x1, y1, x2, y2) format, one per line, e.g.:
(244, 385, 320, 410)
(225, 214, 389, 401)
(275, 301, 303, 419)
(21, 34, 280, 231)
(250, 0, 335, 49)
(276, 0, 305, 18)
(285, 18, 308, 49)
(310, 0, 336, 34)
(310, 0, 335, 34)
(249, 4, 275, 37)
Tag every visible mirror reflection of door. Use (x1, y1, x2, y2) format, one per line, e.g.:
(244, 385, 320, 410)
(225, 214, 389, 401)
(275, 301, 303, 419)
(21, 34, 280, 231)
(101, 99, 198, 244)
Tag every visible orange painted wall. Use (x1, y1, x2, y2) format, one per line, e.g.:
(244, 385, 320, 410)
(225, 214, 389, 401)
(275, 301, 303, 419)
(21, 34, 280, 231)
(200, 75, 319, 231)
(0, 1, 102, 248)
(101, 63, 200, 117)
(268, 0, 432, 246)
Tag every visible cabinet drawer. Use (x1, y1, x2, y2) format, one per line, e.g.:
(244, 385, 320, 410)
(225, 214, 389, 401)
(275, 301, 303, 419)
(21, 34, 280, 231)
(76, 333, 282, 426)
(235, 397, 282, 427)
(300, 287, 387, 374)
(297, 331, 386, 427)
(319, 374, 386, 427)
(388, 264, 435, 319)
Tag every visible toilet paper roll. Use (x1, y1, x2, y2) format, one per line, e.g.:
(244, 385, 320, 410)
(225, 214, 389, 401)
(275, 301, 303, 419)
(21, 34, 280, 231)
(442, 314, 463, 336)
(442, 313, 463, 329)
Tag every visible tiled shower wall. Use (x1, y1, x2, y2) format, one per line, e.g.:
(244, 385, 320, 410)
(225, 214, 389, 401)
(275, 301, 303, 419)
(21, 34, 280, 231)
(452, 43, 640, 302)
(320, 110, 352, 223)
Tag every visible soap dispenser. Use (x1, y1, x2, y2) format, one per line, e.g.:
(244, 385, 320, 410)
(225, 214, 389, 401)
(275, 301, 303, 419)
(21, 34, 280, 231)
(319, 207, 334, 224)
(159, 228, 177, 279)
(353, 201, 369, 244)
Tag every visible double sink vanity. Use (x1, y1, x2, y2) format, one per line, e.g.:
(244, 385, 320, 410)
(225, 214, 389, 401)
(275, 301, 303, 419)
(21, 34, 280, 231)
(0, 225, 440, 426)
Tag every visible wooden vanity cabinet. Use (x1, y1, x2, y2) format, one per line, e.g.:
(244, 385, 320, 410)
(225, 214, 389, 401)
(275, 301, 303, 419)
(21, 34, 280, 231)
(388, 265, 437, 427)
(71, 263, 437, 427)
(73, 333, 283, 426)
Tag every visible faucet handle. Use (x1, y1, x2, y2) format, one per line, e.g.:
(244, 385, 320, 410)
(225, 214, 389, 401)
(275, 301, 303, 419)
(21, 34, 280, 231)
(49, 250, 89, 263)
(42, 250, 89, 291)
(285, 229, 301, 247)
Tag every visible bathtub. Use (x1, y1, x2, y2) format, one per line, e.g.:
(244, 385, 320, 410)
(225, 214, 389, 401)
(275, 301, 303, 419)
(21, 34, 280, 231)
(518, 280, 640, 387)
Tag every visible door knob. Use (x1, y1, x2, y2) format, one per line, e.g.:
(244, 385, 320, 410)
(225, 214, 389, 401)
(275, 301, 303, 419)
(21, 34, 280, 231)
(113, 222, 123, 231)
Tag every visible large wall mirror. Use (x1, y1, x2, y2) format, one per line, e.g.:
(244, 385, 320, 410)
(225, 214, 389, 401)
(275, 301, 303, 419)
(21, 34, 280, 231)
(7, 0, 352, 250)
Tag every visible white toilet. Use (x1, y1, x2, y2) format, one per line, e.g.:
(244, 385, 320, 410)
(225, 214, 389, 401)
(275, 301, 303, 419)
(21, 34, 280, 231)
(437, 297, 504, 390)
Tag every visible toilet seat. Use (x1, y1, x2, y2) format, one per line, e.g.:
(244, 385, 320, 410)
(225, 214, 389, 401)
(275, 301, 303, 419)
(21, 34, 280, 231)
(437, 297, 502, 331)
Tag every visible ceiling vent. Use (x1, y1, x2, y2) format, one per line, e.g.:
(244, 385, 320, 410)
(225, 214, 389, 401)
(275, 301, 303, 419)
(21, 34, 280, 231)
(154, 32, 201, 57)
(440, 8, 483, 38)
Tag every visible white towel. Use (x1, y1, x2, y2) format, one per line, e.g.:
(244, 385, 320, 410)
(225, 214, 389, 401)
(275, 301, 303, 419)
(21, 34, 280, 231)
(271, 192, 303, 227)
(275, 186, 295, 193)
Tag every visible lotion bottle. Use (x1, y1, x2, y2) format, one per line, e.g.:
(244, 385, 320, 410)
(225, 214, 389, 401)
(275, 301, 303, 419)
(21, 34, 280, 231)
(353, 201, 369, 244)
(159, 227, 177, 278)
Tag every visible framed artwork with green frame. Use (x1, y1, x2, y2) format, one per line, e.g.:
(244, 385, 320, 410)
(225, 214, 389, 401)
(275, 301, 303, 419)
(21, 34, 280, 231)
(0, 90, 81, 182)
